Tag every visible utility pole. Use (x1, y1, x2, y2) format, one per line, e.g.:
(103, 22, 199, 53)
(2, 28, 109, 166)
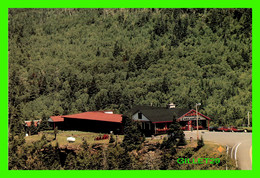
(247, 111, 250, 127)
(196, 103, 201, 140)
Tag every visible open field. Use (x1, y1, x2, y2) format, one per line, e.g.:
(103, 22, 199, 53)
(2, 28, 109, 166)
(25, 131, 223, 150)
(25, 131, 197, 148)
(25, 130, 125, 147)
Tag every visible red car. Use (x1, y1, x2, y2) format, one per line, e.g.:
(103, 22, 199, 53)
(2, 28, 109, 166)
(192, 125, 204, 130)
(181, 125, 204, 130)
(218, 126, 230, 132)
(228, 126, 243, 132)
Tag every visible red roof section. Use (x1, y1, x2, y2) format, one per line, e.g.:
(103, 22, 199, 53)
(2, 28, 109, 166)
(63, 112, 122, 123)
(177, 109, 211, 121)
(50, 116, 64, 122)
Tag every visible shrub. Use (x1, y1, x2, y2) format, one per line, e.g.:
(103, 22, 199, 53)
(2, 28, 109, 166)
(109, 133, 115, 143)
(197, 136, 205, 150)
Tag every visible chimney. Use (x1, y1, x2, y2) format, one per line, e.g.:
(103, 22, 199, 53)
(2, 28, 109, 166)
(168, 103, 176, 109)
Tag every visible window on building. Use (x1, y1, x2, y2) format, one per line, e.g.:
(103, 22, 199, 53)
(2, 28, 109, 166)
(138, 113, 142, 119)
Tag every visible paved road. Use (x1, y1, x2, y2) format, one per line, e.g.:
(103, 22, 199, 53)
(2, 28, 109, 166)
(184, 131, 252, 170)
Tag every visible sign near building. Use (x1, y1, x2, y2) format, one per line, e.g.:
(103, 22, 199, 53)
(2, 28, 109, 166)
(179, 116, 206, 121)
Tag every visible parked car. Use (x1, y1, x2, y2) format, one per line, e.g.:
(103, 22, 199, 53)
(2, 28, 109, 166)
(217, 126, 230, 132)
(209, 126, 219, 131)
(181, 125, 204, 131)
(192, 125, 204, 130)
(228, 126, 243, 132)
(238, 127, 252, 132)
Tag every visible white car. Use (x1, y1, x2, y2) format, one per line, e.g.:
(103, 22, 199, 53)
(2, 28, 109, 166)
(67, 137, 76, 142)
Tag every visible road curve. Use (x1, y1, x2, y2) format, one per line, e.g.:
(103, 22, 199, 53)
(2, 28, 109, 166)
(184, 131, 252, 170)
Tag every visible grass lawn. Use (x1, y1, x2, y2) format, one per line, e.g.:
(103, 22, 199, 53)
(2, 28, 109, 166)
(25, 131, 194, 149)
(25, 131, 228, 152)
(25, 130, 124, 148)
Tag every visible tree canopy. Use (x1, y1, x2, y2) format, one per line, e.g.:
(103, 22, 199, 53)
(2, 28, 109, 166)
(8, 8, 252, 134)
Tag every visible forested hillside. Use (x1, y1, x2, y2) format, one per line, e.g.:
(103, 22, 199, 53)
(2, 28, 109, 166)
(8, 8, 252, 134)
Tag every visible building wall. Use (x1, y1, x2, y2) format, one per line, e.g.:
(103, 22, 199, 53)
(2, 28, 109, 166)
(49, 122, 64, 130)
(132, 112, 150, 122)
(63, 118, 122, 134)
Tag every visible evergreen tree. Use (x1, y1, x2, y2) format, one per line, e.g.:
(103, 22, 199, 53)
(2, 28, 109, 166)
(96, 47, 101, 56)
(8, 132, 26, 169)
(64, 152, 77, 170)
(87, 77, 99, 98)
(161, 76, 169, 94)
(38, 115, 51, 132)
(106, 144, 123, 169)
(121, 115, 144, 152)
(197, 135, 205, 150)
(160, 152, 172, 170)
(30, 120, 38, 135)
(39, 143, 62, 170)
(161, 113, 187, 149)
(127, 59, 136, 73)
(134, 53, 145, 70)
(113, 41, 122, 58)
(81, 138, 89, 150)
(106, 144, 135, 170)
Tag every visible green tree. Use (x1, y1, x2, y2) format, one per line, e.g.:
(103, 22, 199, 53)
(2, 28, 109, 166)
(197, 135, 205, 150)
(121, 115, 144, 152)
(38, 115, 51, 132)
(81, 138, 89, 150)
(29, 121, 38, 135)
(160, 152, 172, 170)
(161, 113, 187, 149)
(113, 41, 122, 58)
(64, 152, 77, 170)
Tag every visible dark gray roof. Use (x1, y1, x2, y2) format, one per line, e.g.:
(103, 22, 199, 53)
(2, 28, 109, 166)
(128, 105, 191, 123)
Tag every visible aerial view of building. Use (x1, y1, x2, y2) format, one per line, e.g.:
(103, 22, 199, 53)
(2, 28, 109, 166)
(48, 110, 122, 133)
(7, 8, 252, 170)
(46, 103, 211, 136)
(129, 104, 211, 135)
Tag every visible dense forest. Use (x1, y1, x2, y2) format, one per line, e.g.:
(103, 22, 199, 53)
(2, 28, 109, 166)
(8, 8, 252, 134)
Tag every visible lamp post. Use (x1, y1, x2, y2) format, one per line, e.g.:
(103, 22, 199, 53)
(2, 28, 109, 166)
(196, 103, 201, 140)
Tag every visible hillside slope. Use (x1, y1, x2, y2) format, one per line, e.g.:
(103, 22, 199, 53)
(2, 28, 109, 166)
(8, 8, 252, 133)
